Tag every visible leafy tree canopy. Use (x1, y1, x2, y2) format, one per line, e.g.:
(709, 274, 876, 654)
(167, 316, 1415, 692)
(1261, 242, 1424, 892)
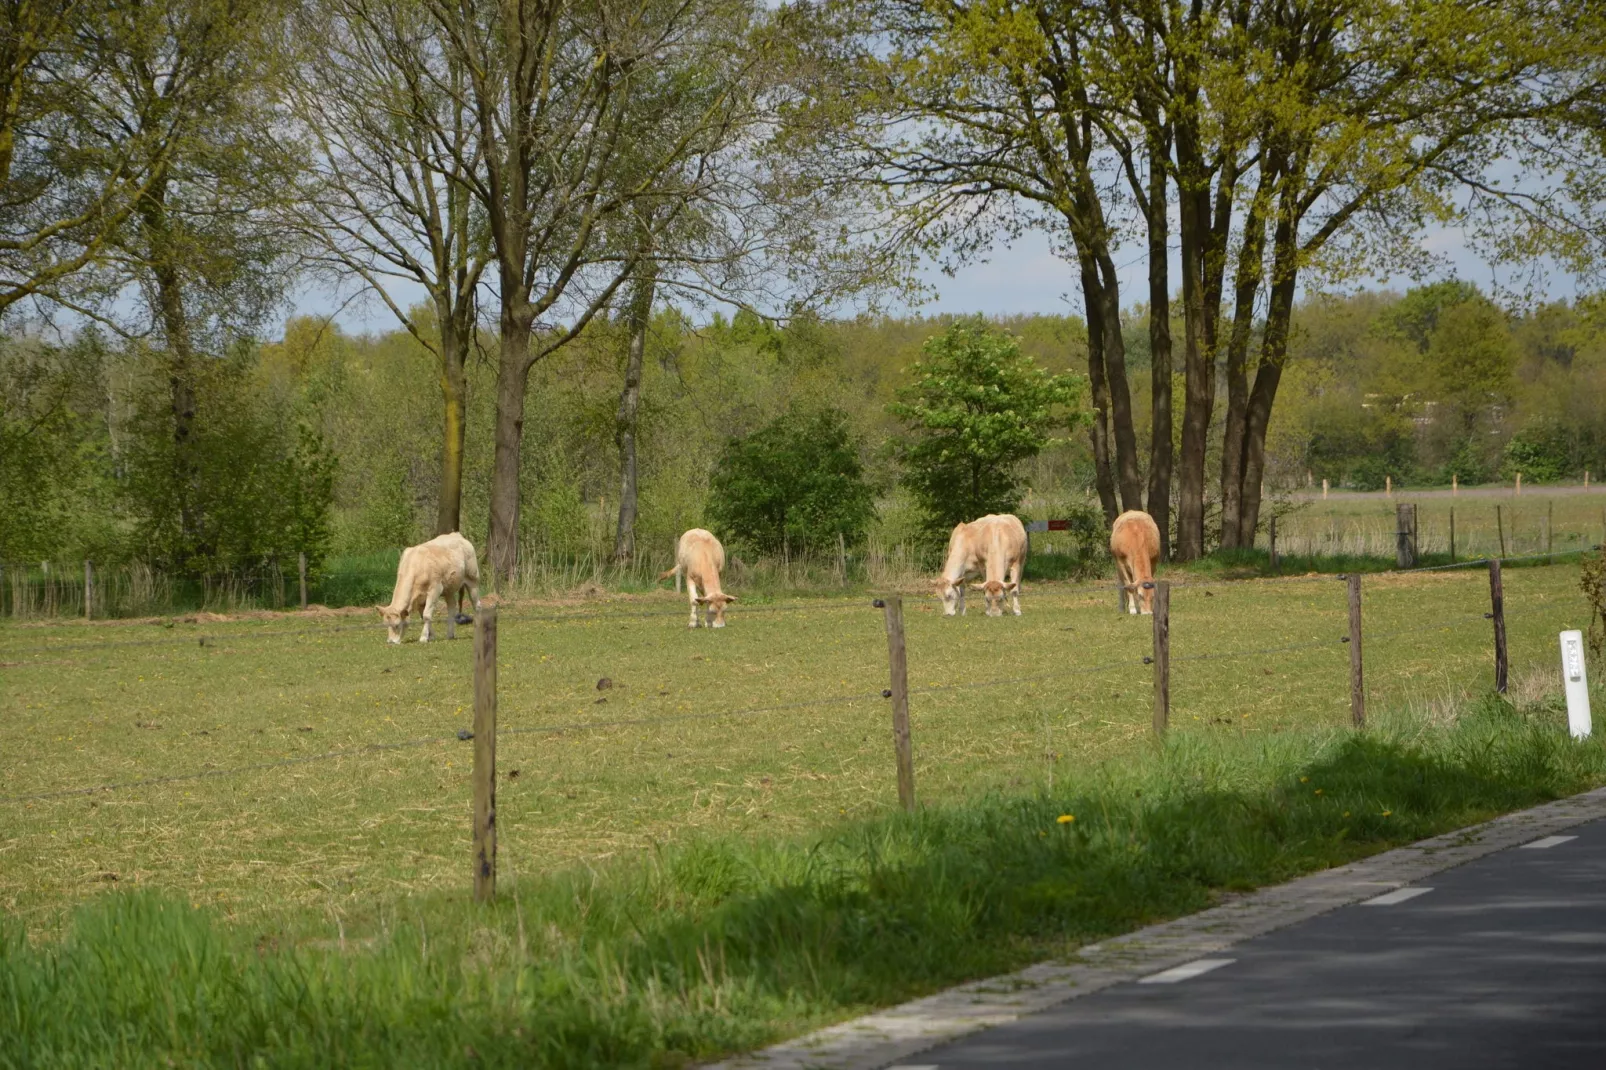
(706, 404, 875, 556)
(889, 318, 1084, 535)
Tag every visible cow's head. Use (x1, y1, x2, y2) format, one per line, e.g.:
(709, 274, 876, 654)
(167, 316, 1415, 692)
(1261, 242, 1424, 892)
(696, 592, 737, 627)
(376, 605, 407, 643)
(934, 577, 964, 616)
(1126, 582, 1155, 615)
(970, 579, 1017, 617)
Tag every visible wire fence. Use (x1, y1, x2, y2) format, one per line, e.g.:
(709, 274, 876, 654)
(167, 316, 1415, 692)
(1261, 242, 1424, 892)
(3, 544, 1594, 921)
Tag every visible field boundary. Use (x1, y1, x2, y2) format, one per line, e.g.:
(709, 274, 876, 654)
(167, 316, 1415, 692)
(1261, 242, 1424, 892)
(708, 784, 1606, 1070)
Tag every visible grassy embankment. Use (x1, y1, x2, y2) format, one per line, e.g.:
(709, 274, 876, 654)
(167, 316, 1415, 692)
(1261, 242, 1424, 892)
(1, 560, 1601, 1065)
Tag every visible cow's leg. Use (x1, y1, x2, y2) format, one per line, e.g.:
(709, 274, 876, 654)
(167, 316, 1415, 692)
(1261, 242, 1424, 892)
(686, 578, 701, 628)
(1009, 560, 1023, 616)
(421, 583, 443, 641)
(446, 584, 458, 639)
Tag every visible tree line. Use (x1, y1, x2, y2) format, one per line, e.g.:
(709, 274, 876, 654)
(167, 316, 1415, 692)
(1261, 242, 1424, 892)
(4, 0, 1605, 574)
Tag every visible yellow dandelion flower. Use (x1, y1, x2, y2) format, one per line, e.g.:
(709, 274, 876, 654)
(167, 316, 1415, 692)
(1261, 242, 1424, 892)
(1343, 811, 1351, 818)
(1299, 776, 1309, 783)
(1381, 809, 1392, 817)
(1057, 814, 1076, 824)
(1314, 789, 1323, 795)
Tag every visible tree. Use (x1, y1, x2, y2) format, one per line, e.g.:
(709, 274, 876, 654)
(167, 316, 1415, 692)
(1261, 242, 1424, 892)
(284, 0, 489, 536)
(889, 319, 1083, 535)
(706, 405, 874, 556)
(422, 0, 765, 584)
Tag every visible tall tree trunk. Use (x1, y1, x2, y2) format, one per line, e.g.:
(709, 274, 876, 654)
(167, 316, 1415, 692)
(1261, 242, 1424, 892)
(1143, 133, 1173, 558)
(1174, 169, 1213, 560)
(1095, 249, 1143, 511)
(613, 269, 656, 562)
(435, 310, 468, 535)
(1238, 205, 1300, 543)
(1080, 258, 1118, 524)
(140, 180, 202, 558)
(1217, 163, 1274, 549)
(486, 309, 532, 587)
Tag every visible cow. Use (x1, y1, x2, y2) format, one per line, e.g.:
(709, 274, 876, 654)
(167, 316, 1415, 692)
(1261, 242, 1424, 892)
(376, 532, 481, 643)
(660, 528, 737, 628)
(935, 513, 1027, 617)
(1110, 510, 1161, 615)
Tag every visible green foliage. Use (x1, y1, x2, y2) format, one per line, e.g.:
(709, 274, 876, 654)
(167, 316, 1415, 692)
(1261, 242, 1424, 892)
(1582, 552, 1606, 660)
(1502, 421, 1573, 483)
(889, 319, 1084, 536)
(706, 405, 875, 555)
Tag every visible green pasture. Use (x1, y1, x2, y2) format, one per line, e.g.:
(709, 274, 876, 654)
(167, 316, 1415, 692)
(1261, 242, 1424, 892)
(0, 562, 1593, 936)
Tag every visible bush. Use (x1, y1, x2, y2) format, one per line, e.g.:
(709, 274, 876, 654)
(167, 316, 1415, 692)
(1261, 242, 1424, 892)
(889, 318, 1083, 537)
(1349, 456, 1392, 491)
(1502, 422, 1572, 484)
(706, 405, 875, 556)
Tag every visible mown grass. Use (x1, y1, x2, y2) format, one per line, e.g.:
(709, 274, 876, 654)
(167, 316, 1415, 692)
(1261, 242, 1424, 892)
(2, 683, 1603, 1069)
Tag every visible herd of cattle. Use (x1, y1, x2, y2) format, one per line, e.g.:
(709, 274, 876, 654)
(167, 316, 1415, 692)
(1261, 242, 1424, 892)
(376, 511, 1162, 642)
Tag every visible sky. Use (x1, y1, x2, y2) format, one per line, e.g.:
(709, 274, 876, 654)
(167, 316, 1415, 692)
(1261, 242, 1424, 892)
(287, 218, 1583, 340)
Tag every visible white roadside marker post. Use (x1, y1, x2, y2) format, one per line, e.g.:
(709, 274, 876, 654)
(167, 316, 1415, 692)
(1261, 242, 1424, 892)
(1560, 630, 1592, 740)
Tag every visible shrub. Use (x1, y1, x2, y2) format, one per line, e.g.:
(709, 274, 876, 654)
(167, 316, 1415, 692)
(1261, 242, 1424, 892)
(1501, 422, 1572, 484)
(706, 406, 875, 556)
(889, 318, 1083, 537)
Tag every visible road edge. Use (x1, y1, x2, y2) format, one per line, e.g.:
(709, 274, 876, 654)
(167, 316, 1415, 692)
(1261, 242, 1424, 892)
(707, 784, 1606, 1070)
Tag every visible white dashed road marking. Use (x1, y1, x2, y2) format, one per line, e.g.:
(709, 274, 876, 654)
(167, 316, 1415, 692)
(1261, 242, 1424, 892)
(1137, 958, 1237, 985)
(1521, 835, 1578, 849)
(1363, 887, 1434, 906)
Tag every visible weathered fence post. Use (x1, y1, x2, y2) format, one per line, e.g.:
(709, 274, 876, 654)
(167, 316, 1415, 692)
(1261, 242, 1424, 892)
(1386, 475, 1392, 497)
(1546, 501, 1554, 563)
(1347, 573, 1365, 727)
(1395, 503, 1417, 569)
(1449, 507, 1457, 563)
(1269, 516, 1279, 573)
(674, 537, 682, 593)
(1322, 478, 1329, 500)
(1496, 505, 1507, 558)
(1489, 559, 1508, 695)
(1151, 581, 1170, 737)
(298, 552, 309, 610)
(837, 532, 847, 586)
(83, 559, 93, 620)
(1453, 472, 1459, 496)
(1516, 471, 1523, 496)
(472, 604, 498, 902)
(877, 596, 916, 812)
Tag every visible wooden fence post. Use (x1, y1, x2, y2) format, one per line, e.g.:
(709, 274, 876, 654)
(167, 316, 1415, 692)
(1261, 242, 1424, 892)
(674, 537, 682, 593)
(879, 596, 916, 812)
(1453, 472, 1459, 496)
(837, 531, 847, 586)
(1489, 559, 1508, 695)
(472, 604, 498, 902)
(1151, 581, 1170, 737)
(1322, 477, 1329, 500)
(298, 552, 309, 610)
(1547, 500, 1554, 563)
(1496, 505, 1507, 558)
(1516, 471, 1522, 496)
(1269, 516, 1279, 573)
(1395, 503, 1417, 568)
(83, 559, 93, 620)
(1347, 573, 1365, 727)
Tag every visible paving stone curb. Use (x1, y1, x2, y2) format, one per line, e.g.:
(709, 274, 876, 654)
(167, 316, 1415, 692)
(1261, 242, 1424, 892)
(707, 784, 1606, 1070)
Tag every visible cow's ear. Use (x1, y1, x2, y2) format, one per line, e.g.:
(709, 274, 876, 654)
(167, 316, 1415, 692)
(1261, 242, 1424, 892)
(694, 596, 709, 605)
(723, 595, 737, 603)
(375, 605, 387, 615)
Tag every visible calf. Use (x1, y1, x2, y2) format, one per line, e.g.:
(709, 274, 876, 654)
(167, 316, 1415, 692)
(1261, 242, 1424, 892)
(661, 528, 737, 628)
(1110, 510, 1161, 615)
(376, 532, 481, 643)
(935, 514, 1027, 616)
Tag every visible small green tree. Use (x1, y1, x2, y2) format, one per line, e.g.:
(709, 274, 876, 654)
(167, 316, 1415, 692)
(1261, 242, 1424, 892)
(706, 406, 874, 556)
(889, 319, 1084, 535)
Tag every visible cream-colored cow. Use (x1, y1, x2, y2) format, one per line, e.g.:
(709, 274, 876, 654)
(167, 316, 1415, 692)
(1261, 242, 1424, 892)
(661, 528, 738, 628)
(376, 532, 481, 643)
(1110, 510, 1161, 614)
(935, 514, 1027, 617)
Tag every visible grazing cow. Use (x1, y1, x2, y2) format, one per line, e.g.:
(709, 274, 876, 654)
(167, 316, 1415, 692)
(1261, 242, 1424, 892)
(935, 514, 1027, 617)
(376, 532, 481, 643)
(660, 528, 737, 628)
(1110, 510, 1161, 615)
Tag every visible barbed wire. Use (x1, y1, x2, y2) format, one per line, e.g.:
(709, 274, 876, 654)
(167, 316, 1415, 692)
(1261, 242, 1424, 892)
(1394, 546, 1597, 574)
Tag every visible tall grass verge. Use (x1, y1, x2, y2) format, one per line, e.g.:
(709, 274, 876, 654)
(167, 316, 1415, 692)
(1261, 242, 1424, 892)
(3, 679, 1602, 1069)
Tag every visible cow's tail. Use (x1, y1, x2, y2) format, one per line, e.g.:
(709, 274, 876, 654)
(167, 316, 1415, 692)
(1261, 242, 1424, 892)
(658, 564, 681, 583)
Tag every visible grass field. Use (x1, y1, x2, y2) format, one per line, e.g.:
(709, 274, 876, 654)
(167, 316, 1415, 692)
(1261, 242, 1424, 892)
(2, 556, 1604, 1067)
(1, 559, 1595, 934)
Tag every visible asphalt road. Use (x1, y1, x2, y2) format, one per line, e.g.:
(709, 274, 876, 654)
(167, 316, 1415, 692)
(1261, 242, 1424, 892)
(904, 818, 1606, 1070)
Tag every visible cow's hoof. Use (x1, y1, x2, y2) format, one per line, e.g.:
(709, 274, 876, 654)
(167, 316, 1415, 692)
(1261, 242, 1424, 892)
(454, 613, 473, 625)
